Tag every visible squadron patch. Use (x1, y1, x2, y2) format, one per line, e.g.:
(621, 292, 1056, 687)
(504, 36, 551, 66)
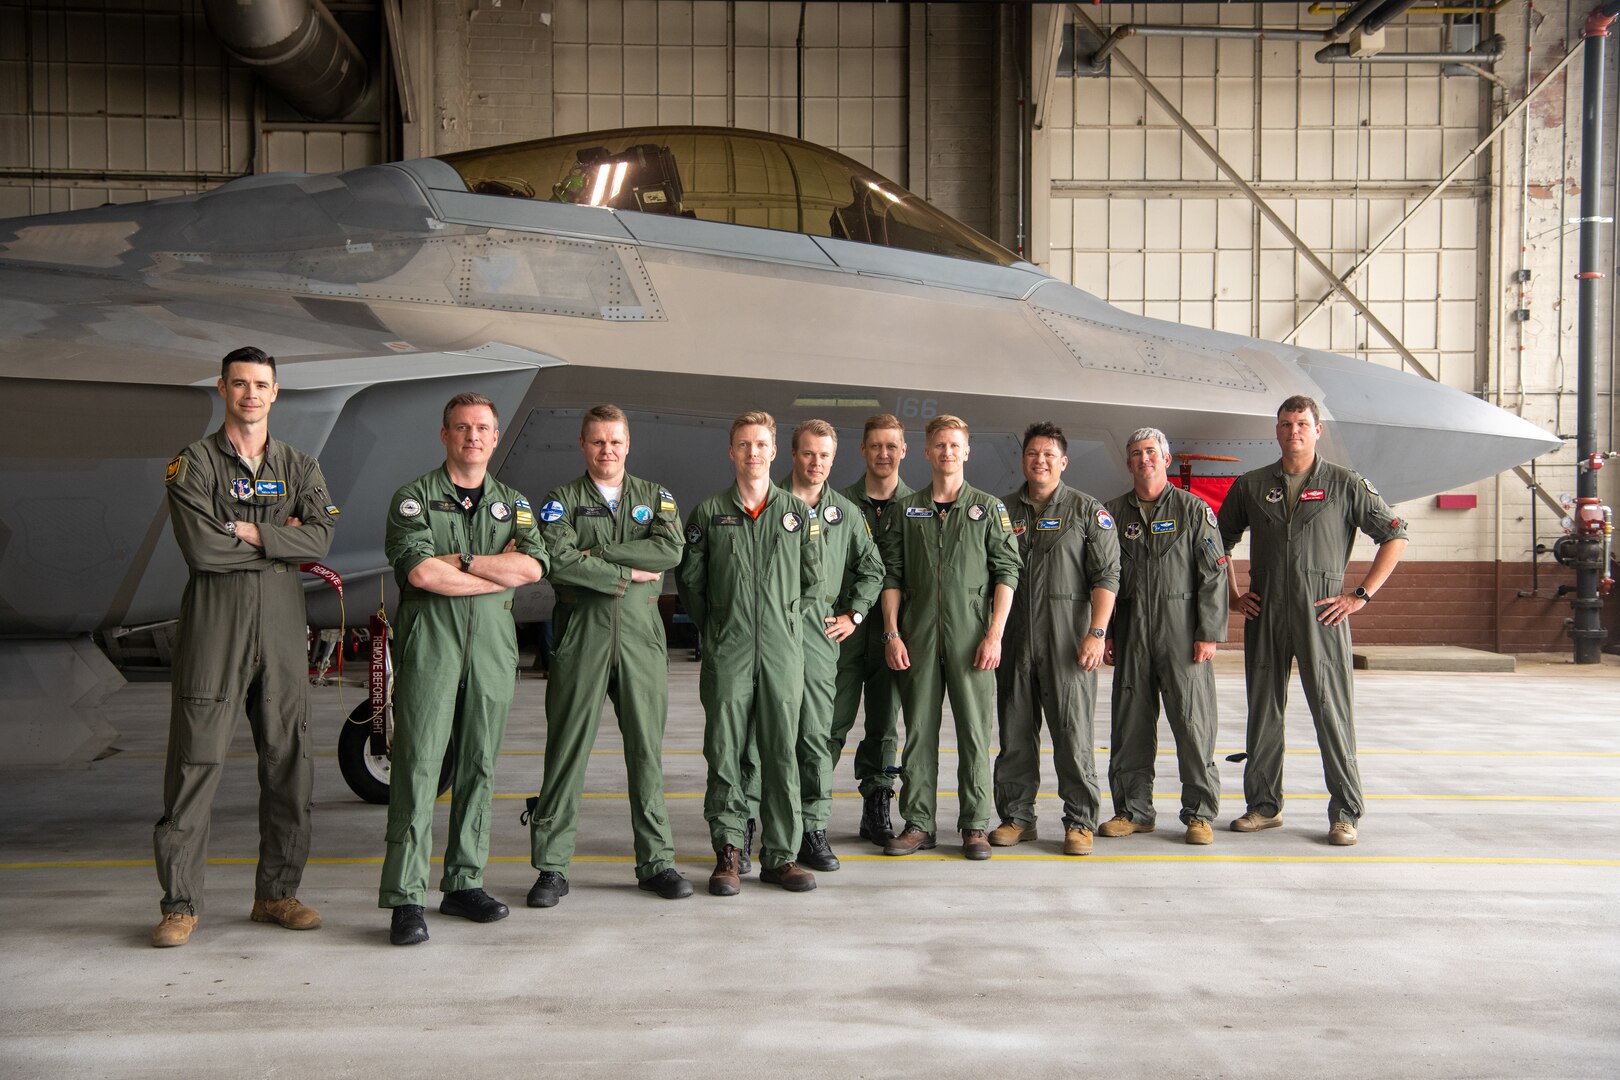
(231, 477, 254, 501)
(255, 480, 286, 498)
(1300, 489, 1326, 502)
(398, 497, 423, 519)
(685, 523, 703, 544)
(1362, 477, 1379, 496)
(906, 507, 936, 519)
(490, 501, 511, 521)
(1012, 519, 1027, 536)
(823, 504, 843, 526)
(967, 503, 986, 521)
(1096, 508, 1115, 530)
(1151, 519, 1176, 534)
(1265, 487, 1285, 503)
(631, 503, 653, 524)
(1205, 505, 1218, 528)
(164, 455, 185, 484)
(1124, 521, 1143, 541)
(1036, 518, 1061, 531)
(782, 512, 802, 533)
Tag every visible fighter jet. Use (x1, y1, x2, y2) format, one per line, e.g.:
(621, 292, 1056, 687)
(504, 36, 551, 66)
(0, 125, 1558, 764)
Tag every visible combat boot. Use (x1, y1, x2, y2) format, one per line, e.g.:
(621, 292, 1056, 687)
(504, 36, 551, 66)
(1063, 825, 1095, 856)
(1230, 810, 1283, 832)
(883, 823, 936, 856)
(759, 862, 817, 892)
(250, 897, 322, 930)
(988, 820, 1036, 846)
(150, 911, 196, 948)
(859, 788, 896, 845)
(798, 829, 840, 871)
(740, 818, 756, 875)
(1099, 814, 1154, 837)
(961, 829, 992, 860)
(709, 846, 742, 896)
(1184, 818, 1214, 845)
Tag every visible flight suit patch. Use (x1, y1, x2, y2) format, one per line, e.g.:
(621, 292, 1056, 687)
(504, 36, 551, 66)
(808, 516, 820, 539)
(323, 504, 340, 518)
(164, 455, 184, 484)
(685, 523, 703, 543)
(430, 500, 459, 512)
(658, 488, 677, 514)
(1266, 487, 1284, 503)
(712, 513, 743, 527)
(1123, 522, 1142, 540)
(823, 505, 843, 526)
(996, 502, 1012, 531)
(1036, 518, 1061, 531)
(255, 480, 285, 497)
(1362, 477, 1379, 496)
(1096, 508, 1115, 530)
(577, 506, 611, 518)
(631, 504, 653, 524)
(1150, 519, 1176, 534)
(490, 501, 511, 521)
(906, 507, 935, 518)
(1012, 519, 1027, 536)
(230, 478, 253, 501)
(539, 500, 565, 523)
(399, 498, 423, 518)
(515, 497, 530, 509)
(515, 510, 534, 526)
(967, 504, 986, 521)
(1300, 489, 1326, 502)
(1205, 505, 1217, 528)
(782, 512, 802, 533)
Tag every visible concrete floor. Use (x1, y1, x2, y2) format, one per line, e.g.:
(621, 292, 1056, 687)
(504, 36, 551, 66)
(1, 651, 1617, 1079)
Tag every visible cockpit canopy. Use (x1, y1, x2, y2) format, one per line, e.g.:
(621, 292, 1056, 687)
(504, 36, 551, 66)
(437, 126, 1019, 268)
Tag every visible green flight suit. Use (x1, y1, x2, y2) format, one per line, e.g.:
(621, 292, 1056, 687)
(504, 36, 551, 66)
(880, 484, 1021, 835)
(676, 485, 822, 870)
(831, 477, 915, 797)
(527, 474, 683, 881)
(994, 483, 1118, 832)
(156, 429, 337, 916)
(1105, 483, 1228, 827)
(378, 467, 549, 908)
(743, 482, 886, 831)
(1217, 457, 1408, 825)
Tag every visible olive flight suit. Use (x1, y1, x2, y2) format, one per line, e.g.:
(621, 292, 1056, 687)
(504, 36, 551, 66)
(743, 482, 886, 832)
(880, 484, 1021, 835)
(676, 485, 822, 870)
(527, 474, 683, 882)
(1217, 458, 1408, 825)
(156, 429, 337, 916)
(378, 467, 549, 908)
(1105, 483, 1228, 827)
(830, 477, 915, 798)
(994, 483, 1118, 833)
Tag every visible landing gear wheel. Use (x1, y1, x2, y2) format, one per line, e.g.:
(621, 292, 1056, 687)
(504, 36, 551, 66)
(337, 700, 455, 805)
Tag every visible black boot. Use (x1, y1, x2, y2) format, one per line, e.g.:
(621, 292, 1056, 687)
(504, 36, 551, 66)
(740, 817, 756, 875)
(859, 788, 896, 845)
(798, 829, 841, 872)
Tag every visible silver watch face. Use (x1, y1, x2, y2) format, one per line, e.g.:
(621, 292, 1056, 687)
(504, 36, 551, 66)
(850, 611, 863, 625)
(1090, 628, 1106, 639)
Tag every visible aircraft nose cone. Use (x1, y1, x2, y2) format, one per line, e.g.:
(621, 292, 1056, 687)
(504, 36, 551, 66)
(1296, 350, 1562, 503)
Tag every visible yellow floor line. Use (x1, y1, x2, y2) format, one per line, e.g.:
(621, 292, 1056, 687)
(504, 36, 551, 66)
(4, 853, 1615, 871)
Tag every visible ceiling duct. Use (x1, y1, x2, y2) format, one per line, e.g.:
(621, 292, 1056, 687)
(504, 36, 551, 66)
(203, 0, 371, 122)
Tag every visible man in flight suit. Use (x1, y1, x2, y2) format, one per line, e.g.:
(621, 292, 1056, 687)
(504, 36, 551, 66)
(879, 415, 1021, 861)
(750, 419, 884, 872)
(380, 392, 548, 945)
(677, 412, 822, 895)
(833, 414, 914, 844)
(152, 345, 337, 947)
(1102, 427, 1227, 846)
(1218, 395, 1408, 846)
(988, 422, 1117, 857)
(525, 404, 691, 908)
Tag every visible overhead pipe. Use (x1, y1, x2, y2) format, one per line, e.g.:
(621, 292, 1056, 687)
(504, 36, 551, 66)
(1315, 33, 1508, 63)
(203, 0, 370, 122)
(1362, 0, 1424, 34)
(1570, 2, 1620, 662)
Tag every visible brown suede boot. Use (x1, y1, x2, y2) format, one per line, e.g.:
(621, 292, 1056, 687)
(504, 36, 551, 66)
(708, 845, 742, 896)
(250, 897, 322, 930)
(759, 861, 817, 892)
(150, 911, 197, 948)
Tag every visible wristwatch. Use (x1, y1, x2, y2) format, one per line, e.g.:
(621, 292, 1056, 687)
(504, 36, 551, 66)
(880, 630, 901, 644)
(223, 521, 237, 538)
(1088, 627, 1106, 639)
(848, 611, 864, 626)
(460, 552, 475, 573)
(1353, 586, 1372, 603)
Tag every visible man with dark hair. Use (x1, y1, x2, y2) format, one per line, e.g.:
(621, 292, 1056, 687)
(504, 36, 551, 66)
(380, 392, 548, 944)
(1218, 395, 1408, 846)
(988, 421, 1118, 857)
(879, 415, 1021, 860)
(677, 412, 823, 895)
(152, 346, 337, 947)
(1102, 427, 1227, 845)
(524, 404, 691, 908)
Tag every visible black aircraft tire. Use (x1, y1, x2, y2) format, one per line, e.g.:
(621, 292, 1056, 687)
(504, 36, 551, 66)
(337, 701, 455, 804)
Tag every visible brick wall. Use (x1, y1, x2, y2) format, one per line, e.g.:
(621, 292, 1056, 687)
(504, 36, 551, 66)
(1223, 560, 1620, 654)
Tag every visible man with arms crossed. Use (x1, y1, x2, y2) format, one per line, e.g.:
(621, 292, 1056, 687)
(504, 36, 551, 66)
(152, 345, 337, 947)
(1217, 395, 1407, 846)
(988, 422, 1118, 857)
(833, 415, 914, 844)
(879, 415, 1020, 861)
(525, 405, 691, 908)
(380, 392, 548, 944)
(677, 412, 823, 894)
(1102, 427, 1227, 845)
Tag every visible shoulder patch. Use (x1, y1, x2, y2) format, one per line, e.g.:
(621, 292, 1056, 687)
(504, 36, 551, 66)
(1095, 508, 1115, 530)
(685, 522, 703, 544)
(515, 510, 534, 526)
(398, 497, 423, 519)
(515, 497, 531, 510)
(1205, 505, 1217, 528)
(538, 499, 566, 523)
(164, 455, 184, 484)
(1362, 476, 1379, 496)
(323, 504, 340, 518)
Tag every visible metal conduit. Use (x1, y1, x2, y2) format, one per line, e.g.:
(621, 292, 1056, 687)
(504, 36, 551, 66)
(1362, 0, 1424, 34)
(1315, 34, 1509, 62)
(203, 0, 370, 122)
